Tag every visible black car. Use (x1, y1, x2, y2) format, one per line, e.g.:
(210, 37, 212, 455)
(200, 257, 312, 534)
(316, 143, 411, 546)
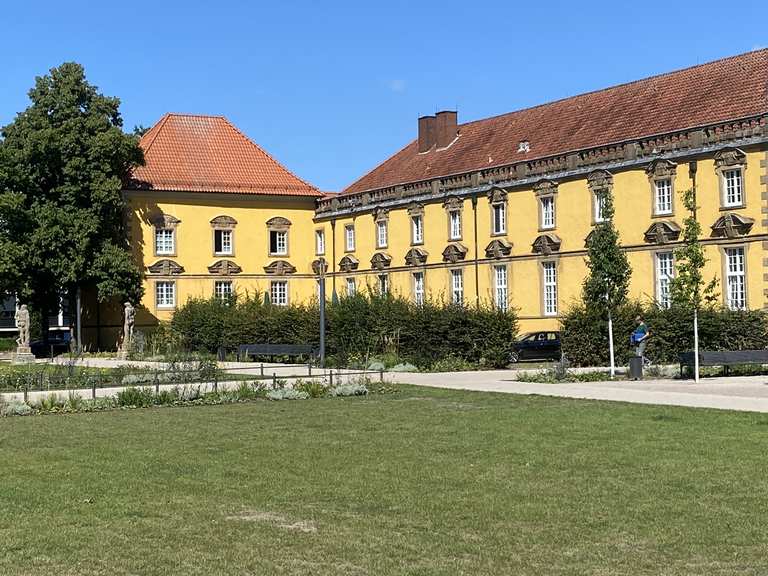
(30, 331, 73, 358)
(510, 331, 561, 363)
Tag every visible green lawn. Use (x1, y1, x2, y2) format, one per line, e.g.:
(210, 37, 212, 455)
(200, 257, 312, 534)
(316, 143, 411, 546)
(1, 386, 767, 575)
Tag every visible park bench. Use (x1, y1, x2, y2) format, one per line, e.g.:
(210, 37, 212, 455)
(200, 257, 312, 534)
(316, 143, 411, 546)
(236, 343, 318, 363)
(678, 349, 768, 377)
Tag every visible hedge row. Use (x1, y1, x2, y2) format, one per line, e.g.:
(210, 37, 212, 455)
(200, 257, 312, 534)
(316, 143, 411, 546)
(170, 294, 519, 368)
(561, 302, 768, 366)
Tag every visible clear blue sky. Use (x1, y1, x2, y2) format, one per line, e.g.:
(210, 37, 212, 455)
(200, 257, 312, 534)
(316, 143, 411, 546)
(2, 0, 766, 192)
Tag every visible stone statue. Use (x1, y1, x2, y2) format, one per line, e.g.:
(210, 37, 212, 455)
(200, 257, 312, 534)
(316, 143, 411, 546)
(121, 302, 135, 351)
(15, 304, 30, 348)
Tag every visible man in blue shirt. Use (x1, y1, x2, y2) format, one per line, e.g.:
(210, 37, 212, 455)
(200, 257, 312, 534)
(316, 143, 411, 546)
(632, 316, 650, 364)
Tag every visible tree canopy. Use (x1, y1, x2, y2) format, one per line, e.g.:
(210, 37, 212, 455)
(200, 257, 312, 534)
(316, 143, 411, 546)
(0, 62, 145, 324)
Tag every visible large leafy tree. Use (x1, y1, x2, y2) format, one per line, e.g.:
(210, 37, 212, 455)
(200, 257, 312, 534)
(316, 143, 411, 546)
(0, 62, 144, 336)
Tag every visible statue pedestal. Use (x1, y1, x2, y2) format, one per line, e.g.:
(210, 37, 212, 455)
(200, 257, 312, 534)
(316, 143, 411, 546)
(116, 349, 129, 360)
(13, 346, 35, 364)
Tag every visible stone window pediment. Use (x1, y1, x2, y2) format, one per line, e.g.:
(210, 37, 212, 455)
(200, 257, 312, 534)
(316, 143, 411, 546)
(442, 196, 463, 211)
(263, 260, 296, 275)
(372, 207, 389, 222)
(711, 212, 754, 239)
(442, 243, 468, 263)
(266, 216, 292, 231)
(207, 259, 242, 275)
(210, 215, 237, 229)
(645, 159, 677, 179)
(714, 147, 747, 169)
(531, 233, 562, 255)
(147, 259, 184, 275)
(311, 258, 328, 275)
(487, 186, 508, 204)
(371, 252, 392, 270)
(485, 238, 512, 259)
(339, 255, 359, 272)
(405, 247, 428, 266)
(151, 213, 181, 228)
(407, 203, 425, 217)
(533, 179, 558, 197)
(587, 169, 613, 193)
(643, 221, 681, 244)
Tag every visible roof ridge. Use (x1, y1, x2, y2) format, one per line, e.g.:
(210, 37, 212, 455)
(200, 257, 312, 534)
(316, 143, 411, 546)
(139, 113, 171, 155)
(220, 116, 319, 192)
(459, 48, 768, 130)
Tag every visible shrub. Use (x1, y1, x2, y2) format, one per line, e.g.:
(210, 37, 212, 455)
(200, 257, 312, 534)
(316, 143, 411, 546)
(429, 354, 477, 372)
(0, 400, 33, 417)
(0, 337, 16, 352)
(267, 388, 309, 401)
(329, 383, 368, 397)
(293, 379, 328, 398)
(116, 387, 155, 408)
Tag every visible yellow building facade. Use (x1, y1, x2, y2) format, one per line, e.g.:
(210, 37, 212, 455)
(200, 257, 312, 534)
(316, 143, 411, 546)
(83, 51, 768, 347)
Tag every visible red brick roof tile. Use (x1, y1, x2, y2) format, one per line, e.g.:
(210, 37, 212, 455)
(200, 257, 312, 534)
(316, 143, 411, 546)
(343, 49, 768, 195)
(131, 114, 320, 197)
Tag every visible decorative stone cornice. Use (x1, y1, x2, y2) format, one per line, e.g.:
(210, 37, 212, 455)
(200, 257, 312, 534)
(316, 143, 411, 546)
(210, 215, 237, 229)
(147, 259, 184, 275)
(404, 247, 428, 266)
(531, 233, 562, 255)
(710, 212, 754, 238)
(339, 255, 359, 272)
(266, 216, 292, 231)
(263, 260, 296, 275)
(442, 243, 468, 263)
(150, 213, 181, 229)
(643, 221, 682, 244)
(533, 179, 558, 197)
(371, 252, 392, 270)
(485, 238, 512, 259)
(714, 147, 747, 169)
(645, 159, 677, 179)
(207, 259, 242, 275)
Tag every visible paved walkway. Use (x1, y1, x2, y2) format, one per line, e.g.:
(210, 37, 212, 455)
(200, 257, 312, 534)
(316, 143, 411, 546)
(393, 370, 768, 413)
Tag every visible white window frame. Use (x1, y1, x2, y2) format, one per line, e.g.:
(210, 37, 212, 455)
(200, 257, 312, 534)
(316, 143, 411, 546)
(494, 265, 508, 311)
(315, 230, 325, 255)
(346, 277, 356, 296)
(725, 247, 746, 310)
(413, 272, 424, 305)
(270, 280, 288, 307)
(214, 229, 233, 255)
(593, 191, 607, 223)
(155, 281, 176, 309)
(655, 252, 674, 309)
(411, 215, 424, 245)
(654, 178, 673, 215)
(377, 274, 389, 295)
(450, 269, 463, 305)
(345, 224, 355, 252)
(722, 168, 744, 208)
(492, 203, 507, 235)
(376, 220, 388, 248)
(214, 280, 233, 301)
(154, 228, 175, 256)
(540, 196, 555, 229)
(269, 230, 288, 256)
(542, 261, 557, 316)
(449, 210, 462, 240)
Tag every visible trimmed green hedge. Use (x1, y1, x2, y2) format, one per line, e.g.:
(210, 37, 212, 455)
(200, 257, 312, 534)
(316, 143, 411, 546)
(170, 294, 518, 368)
(561, 302, 768, 366)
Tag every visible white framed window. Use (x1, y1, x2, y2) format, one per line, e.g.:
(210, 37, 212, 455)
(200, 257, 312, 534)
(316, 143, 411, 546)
(214, 229, 233, 255)
(492, 203, 506, 234)
(270, 280, 288, 306)
(722, 169, 743, 207)
(315, 230, 325, 255)
(656, 252, 674, 308)
(654, 178, 673, 215)
(449, 210, 462, 240)
(377, 274, 389, 294)
(156, 281, 176, 309)
(345, 224, 355, 251)
(494, 265, 508, 311)
(214, 280, 233, 301)
(154, 228, 175, 255)
(376, 220, 388, 248)
(542, 261, 557, 316)
(594, 191, 607, 223)
(411, 215, 424, 244)
(725, 247, 745, 310)
(450, 269, 463, 304)
(269, 230, 288, 255)
(346, 277, 356, 296)
(540, 196, 555, 229)
(413, 272, 424, 305)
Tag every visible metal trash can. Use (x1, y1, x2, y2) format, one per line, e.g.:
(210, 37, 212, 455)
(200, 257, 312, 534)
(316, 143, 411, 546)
(629, 356, 643, 380)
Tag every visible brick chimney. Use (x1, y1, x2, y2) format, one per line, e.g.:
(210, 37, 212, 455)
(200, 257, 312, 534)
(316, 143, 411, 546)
(418, 115, 436, 153)
(435, 110, 458, 149)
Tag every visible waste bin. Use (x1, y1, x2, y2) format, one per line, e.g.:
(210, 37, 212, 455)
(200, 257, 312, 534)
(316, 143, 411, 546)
(629, 356, 643, 380)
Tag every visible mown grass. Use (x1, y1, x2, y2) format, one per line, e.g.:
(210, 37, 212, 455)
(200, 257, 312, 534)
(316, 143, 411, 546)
(1, 385, 767, 575)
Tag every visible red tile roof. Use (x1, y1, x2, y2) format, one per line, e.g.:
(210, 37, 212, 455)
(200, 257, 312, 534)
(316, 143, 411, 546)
(131, 114, 320, 197)
(343, 49, 768, 195)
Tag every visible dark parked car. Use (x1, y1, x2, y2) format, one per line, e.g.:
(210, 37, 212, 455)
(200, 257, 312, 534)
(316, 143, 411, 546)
(30, 331, 72, 358)
(510, 331, 561, 363)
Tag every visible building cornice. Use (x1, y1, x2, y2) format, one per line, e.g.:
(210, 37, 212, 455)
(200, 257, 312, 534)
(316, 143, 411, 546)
(315, 115, 768, 221)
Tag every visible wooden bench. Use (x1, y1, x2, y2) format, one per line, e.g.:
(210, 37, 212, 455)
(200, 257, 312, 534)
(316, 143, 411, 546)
(236, 344, 318, 363)
(678, 349, 768, 377)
